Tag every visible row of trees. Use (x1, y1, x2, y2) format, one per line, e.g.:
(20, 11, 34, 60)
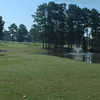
(33, 2, 100, 52)
(4, 24, 29, 42)
(0, 1, 100, 52)
(3, 23, 38, 42)
(0, 16, 5, 40)
(0, 17, 38, 42)
(0, 17, 36, 42)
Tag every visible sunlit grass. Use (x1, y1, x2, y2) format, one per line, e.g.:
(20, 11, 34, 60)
(0, 42, 100, 100)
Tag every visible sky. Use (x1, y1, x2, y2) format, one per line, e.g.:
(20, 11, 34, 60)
(0, 0, 100, 30)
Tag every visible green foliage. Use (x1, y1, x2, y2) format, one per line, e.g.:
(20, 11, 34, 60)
(3, 30, 10, 41)
(17, 24, 28, 42)
(29, 24, 40, 42)
(33, 2, 100, 51)
(8, 23, 18, 41)
(33, 2, 67, 48)
(7, 24, 30, 42)
(66, 4, 84, 48)
(90, 9, 100, 51)
(0, 16, 5, 40)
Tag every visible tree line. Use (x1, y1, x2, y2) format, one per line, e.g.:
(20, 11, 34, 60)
(0, 1, 100, 52)
(3, 24, 30, 42)
(0, 21, 38, 43)
(33, 2, 100, 52)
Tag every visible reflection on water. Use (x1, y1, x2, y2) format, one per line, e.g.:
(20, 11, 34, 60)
(63, 51, 100, 64)
(64, 47, 100, 64)
(43, 51, 100, 64)
(64, 52, 93, 64)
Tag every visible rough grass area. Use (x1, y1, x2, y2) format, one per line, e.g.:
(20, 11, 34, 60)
(0, 42, 100, 100)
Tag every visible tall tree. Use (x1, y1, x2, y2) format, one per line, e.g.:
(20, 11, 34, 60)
(17, 24, 28, 42)
(81, 8, 92, 50)
(66, 4, 84, 47)
(0, 16, 5, 40)
(8, 23, 18, 41)
(90, 9, 100, 51)
(33, 2, 67, 49)
(33, 3, 48, 48)
(3, 30, 10, 41)
(47, 2, 67, 48)
(29, 24, 40, 42)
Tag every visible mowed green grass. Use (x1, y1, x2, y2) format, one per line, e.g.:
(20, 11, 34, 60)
(0, 42, 100, 100)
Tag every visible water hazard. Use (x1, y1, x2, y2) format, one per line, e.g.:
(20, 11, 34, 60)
(43, 47, 100, 64)
(64, 52, 100, 64)
(63, 47, 100, 64)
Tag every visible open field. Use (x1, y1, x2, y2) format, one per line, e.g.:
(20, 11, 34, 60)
(0, 42, 100, 100)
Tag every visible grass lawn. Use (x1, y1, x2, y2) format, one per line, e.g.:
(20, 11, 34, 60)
(0, 42, 100, 100)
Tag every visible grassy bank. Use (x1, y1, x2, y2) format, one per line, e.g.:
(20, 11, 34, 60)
(0, 42, 100, 100)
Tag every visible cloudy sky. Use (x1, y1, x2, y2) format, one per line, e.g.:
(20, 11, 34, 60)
(0, 0, 99, 30)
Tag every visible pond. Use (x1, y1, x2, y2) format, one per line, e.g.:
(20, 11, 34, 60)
(43, 48, 100, 64)
(63, 47, 100, 64)
(64, 52, 100, 64)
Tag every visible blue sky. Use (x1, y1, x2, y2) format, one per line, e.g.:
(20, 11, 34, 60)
(0, 0, 100, 30)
